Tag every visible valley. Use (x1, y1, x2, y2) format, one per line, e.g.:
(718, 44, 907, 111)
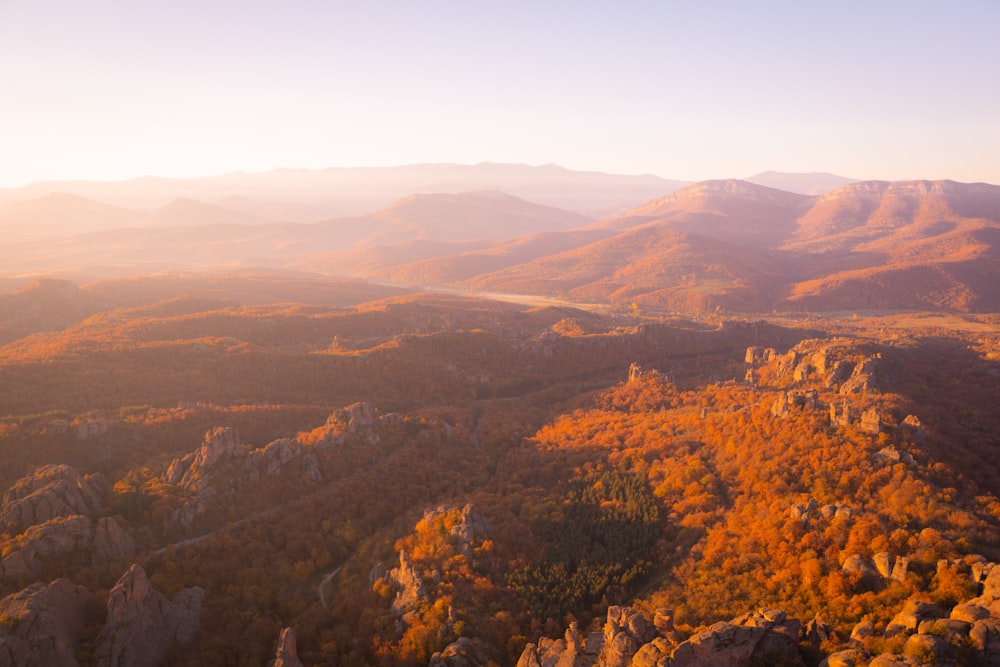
(2, 166, 1000, 666)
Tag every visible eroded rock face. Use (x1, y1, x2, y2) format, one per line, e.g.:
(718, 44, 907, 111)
(162, 428, 322, 530)
(840, 357, 879, 395)
(273, 627, 304, 667)
(93, 564, 204, 667)
(389, 550, 427, 617)
(0, 578, 92, 667)
(0, 515, 136, 582)
(1, 464, 109, 531)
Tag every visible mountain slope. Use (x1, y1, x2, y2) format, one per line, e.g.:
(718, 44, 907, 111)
(0, 193, 140, 243)
(468, 223, 789, 311)
(595, 179, 813, 248)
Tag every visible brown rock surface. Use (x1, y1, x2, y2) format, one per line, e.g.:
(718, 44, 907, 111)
(1, 464, 109, 531)
(93, 563, 204, 667)
(273, 627, 304, 667)
(1, 515, 135, 582)
(0, 578, 92, 667)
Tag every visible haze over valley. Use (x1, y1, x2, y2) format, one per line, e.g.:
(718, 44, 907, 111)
(4, 1, 1000, 666)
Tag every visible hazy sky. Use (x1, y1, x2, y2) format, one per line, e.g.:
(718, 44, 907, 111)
(2, 1, 998, 187)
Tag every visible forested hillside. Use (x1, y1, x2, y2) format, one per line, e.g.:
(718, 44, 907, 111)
(1, 277, 999, 666)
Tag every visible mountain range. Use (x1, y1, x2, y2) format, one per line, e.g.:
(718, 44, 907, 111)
(4, 164, 1000, 313)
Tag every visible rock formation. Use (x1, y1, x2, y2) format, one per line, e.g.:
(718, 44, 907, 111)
(162, 427, 321, 530)
(1, 464, 109, 531)
(860, 408, 881, 434)
(0, 578, 92, 667)
(1, 515, 136, 582)
(519, 606, 804, 667)
(324, 401, 381, 444)
(388, 550, 427, 617)
(428, 637, 492, 667)
(901, 415, 926, 444)
(830, 402, 851, 427)
(272, 627, 304, 667)
(840, 357, 879, 395)
(93, 564, 204, 667)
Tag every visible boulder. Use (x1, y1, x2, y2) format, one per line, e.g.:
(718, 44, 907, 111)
(874, 552, 893, 579)
(885, 600, 942, 637)
(968, 617, 1000, 661)
(841, 555, 878, 580)
(867, 655, 921, 666)
(1, 464, 109, 531)
(93, 564, 204, 667)
(978, 565, 1000, 604)
(951, 602, 991, 623)
(273, 627, 304, 667)
(0, 578, 91, 667)
(902, 633, 947, 662)
(819, 649, 869, 667)
(923, 618, 971, 645)
(850, 619, 874, 642)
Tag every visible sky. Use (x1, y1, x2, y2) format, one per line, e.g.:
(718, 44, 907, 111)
(2, 0, 999, 188)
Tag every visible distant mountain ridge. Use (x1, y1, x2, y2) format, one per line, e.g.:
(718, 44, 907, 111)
(0, 162, 688, 221)
(5, 173, 1000, 313)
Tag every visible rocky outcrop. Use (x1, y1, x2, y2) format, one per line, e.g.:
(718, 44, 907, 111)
(744, 346, 776, 364)
(900, 415, 926, 444)
(520, 607, 804, 667)
(162, 428, 322, 530)
(884, 600, 943, 637)
(873, 446, 916, 467)
(389, 550, 427, 617)
(429, 637, 492, 667)
(830, 402, 851, 427)
(163, 427, 243, 489)
(1, 515, 136, 582)
(93, 564, 204, 667)
(0, 578, 92, 667)
(1, 464, 109, 531)
(971, 564, 1000, 616)
(771, 390, 819, 419)
(272, 627, 304, 667)
(418, 504, 493, 554)
(840, 357, 879, 395)
(860, 409, 882, 434)
(600, 605, 658, 667)
(324, 402, 381, 444)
